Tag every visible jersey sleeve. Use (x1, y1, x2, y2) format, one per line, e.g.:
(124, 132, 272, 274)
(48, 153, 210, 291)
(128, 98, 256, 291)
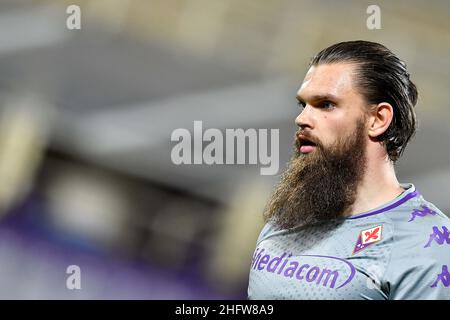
(383, 217, 450, 300)
(255, 222, 275, 245)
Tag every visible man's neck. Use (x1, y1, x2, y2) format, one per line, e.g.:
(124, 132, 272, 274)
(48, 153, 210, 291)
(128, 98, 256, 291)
(345, 158, 404, 217)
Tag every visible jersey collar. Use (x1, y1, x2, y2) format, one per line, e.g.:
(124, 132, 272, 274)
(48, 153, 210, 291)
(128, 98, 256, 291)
(348, 183, 419, 220)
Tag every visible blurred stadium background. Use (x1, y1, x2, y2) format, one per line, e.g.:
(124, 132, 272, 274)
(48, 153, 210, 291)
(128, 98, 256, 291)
(0, 0, 449, 299)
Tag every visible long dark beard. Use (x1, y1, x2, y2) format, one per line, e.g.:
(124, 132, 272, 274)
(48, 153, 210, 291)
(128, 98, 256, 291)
(263, 118, 367, 230)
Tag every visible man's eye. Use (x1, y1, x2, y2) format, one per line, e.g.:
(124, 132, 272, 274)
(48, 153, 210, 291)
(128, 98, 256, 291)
(321, 101, 335, 109)
(297, 101, 306, 109)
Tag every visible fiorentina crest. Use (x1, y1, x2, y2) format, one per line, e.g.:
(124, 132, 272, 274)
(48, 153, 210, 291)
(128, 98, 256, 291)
(353, 225, 383, 254)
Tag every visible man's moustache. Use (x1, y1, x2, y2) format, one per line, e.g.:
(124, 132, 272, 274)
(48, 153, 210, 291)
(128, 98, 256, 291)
(295, 131, 321, 148)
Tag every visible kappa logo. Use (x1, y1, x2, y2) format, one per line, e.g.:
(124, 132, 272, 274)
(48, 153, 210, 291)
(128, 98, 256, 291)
(353, 225, 383, 255)
(424, 226, 450, 248)
(408, 205, 437, 222)
(431, 265, 450, 288)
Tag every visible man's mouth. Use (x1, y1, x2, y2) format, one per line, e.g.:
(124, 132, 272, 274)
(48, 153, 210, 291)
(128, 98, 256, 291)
(297, 134, 317, 154)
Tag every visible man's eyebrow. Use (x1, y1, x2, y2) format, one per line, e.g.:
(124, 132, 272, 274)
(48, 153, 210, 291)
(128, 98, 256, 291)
(296, 94, 340, 103)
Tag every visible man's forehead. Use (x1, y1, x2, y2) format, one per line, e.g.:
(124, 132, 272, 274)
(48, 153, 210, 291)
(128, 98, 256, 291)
(297, 63, 357, 100)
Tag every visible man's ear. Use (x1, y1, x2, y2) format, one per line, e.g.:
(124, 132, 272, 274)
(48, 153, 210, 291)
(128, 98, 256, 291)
(367, 102, 394, 139)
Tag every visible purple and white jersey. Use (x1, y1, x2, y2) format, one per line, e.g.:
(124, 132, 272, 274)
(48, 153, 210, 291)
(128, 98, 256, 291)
(248, 184, 450, 300)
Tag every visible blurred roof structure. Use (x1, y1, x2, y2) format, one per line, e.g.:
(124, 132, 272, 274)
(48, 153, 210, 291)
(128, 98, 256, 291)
(0, 0, 449, 212)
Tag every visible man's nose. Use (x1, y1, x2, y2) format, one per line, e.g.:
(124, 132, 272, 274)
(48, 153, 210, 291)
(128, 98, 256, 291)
(295, 105, 313, 129)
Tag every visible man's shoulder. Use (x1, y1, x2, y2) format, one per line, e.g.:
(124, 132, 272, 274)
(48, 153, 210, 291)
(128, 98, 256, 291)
(383, 193, 449, 259)
(255, 220, 316, 244)
(382, 187, 449, 229)
(255, 221, 280, 245)
(382, 196, 449, 298)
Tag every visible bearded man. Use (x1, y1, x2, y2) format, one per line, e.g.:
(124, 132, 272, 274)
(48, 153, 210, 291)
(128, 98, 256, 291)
(247, 40, 450, 300)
